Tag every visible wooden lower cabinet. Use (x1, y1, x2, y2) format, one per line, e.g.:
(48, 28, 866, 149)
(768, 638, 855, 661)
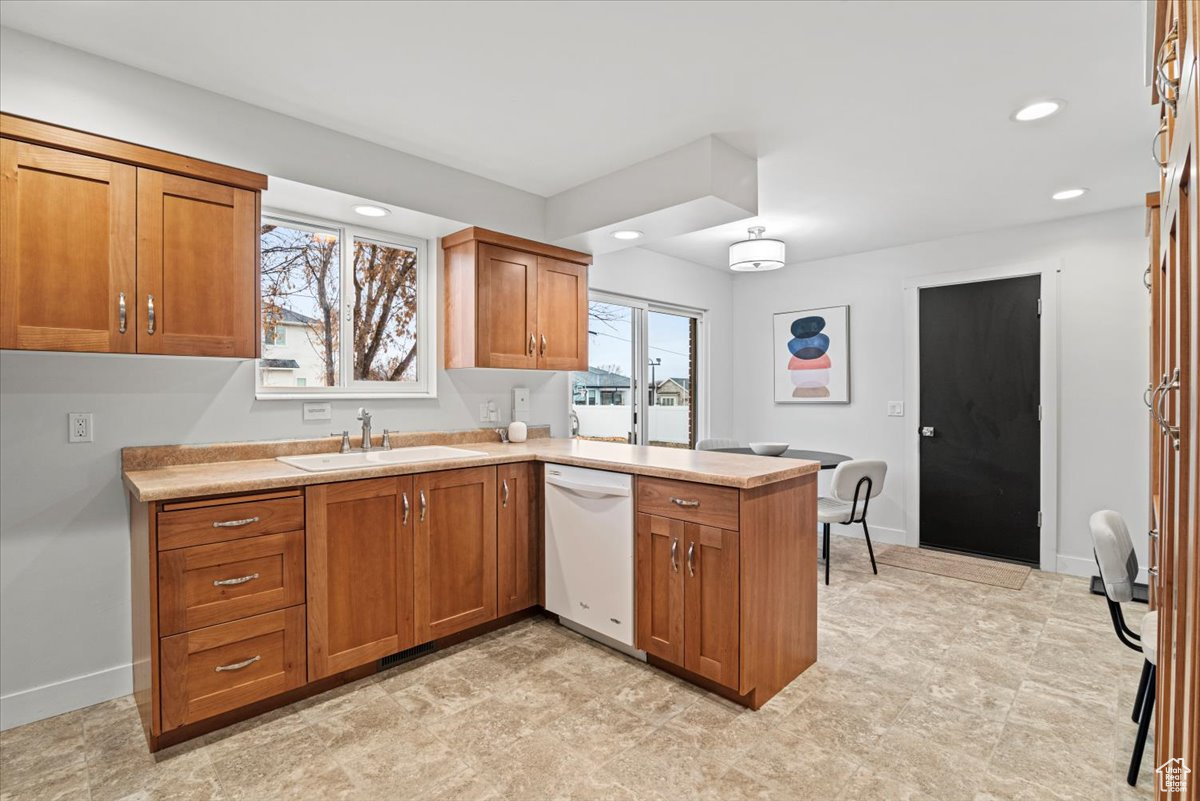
(306, 477, 415, 680)
(635, 513, 739, 688)
(497, 462, 539, 615)
(414, 466, 498, 641)
(160, 606, 306, 731)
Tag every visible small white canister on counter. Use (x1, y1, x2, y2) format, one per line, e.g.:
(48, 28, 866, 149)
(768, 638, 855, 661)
(507, 420, 528, 443)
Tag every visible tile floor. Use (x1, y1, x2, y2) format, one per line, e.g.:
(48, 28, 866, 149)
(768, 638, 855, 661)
(0, 537, 1156, 800)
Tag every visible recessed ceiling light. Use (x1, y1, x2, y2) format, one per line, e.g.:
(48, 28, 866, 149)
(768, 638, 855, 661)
(1012, 99, 1065, 122)
(353, 204, 390, 217)
(1051, 188, 1087, 201)
(611, 229, 643, 240)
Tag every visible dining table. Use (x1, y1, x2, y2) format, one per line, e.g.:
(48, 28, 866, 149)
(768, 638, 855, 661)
(712, 448, 851, 470)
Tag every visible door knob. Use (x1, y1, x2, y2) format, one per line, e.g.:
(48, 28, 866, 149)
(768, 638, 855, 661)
(920, 426, 935, 437)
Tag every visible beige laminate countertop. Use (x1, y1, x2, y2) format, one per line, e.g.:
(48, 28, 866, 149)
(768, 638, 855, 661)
(122, 438, 819, 502)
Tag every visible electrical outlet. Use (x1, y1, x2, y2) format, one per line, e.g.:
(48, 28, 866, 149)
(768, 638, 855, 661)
(302, 402, 332, 422)
(479, 403, 490, 423)
(68, 412, 93, 443)
(887, 401, 904, 417)
(487, 400, 499, 423)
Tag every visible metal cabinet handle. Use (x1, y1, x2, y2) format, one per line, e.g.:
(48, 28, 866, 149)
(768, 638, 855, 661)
(401, 491, 410, 525)
(118, 292, 127, 334)
(419, 490, 427, 522)
(1149, 528, 1159, 540)
(1149, 566, 1159, 578)
(686, 541, 696, 576)
(1144, 266, 1153, 291)
(670, 538, 679, 573)
(1151, 374, 1169, 429)
(1161, 368, 1182, 449)
(146, 294, 156, 335)
(528, 334, 535, 356)
(501, 479, 509, 508)
(1144, 382, 1155, 408)
(1153, 119, 1169, 170)
(213, 573, 259, 587)
(1158, 23, 1180, 111)
(212, 516, 259, 528)
(670, 497, 700, 508)
(539, 334, 547, 355)
(215, 655, 261, 673)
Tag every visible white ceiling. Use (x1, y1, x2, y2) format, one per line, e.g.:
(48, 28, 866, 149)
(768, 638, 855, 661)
(0, 0, 1156, 269)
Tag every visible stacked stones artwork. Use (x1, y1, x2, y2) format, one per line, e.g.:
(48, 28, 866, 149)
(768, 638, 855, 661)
(786, 314, 831, 399)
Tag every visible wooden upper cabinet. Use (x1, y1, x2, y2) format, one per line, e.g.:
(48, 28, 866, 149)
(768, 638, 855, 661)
(535, 256, 587, 370)
(0, 114, 266, 357)
(414, 466, 498, 641)
(0, 139, 136, 353)
(497, 462, 539, 616)
(306, 477, 415, 680)
(137, 170, 258, 358)
(478, 244, 538, 368)
(443, 227, 589, 370)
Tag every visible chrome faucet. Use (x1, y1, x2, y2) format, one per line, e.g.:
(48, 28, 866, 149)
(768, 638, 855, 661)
(357, 407, 373, 451)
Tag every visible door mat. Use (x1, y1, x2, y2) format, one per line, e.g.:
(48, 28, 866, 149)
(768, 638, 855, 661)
(874, 545, 1031, 590)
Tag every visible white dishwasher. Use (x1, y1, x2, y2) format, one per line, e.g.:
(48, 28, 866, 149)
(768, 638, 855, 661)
(544, 463, 641, 655)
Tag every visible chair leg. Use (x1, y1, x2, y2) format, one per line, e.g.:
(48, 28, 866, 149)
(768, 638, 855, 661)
(1132, 659, 1151, 723)
(823, 523, 830, 586)
(1128, 664, 1156, 786)
(861, 520, 878, 574)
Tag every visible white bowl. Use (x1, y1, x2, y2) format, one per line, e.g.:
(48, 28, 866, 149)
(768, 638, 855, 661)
(749, 442, 790, 456)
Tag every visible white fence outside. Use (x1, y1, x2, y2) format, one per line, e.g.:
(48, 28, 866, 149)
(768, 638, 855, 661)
(573, 405, 691, 445)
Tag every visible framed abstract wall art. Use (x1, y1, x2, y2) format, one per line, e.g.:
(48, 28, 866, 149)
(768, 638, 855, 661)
(772, 305, 850, 403)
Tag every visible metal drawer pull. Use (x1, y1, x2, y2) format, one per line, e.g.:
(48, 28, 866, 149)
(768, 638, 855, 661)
(213, 573, 259, 587)
(670, 538, 679, 573)
(419, 490, 427, 522)
(212, 516, 260, 528)
(686, 541, 696, 576)
(670, 497, 700, 508)
(146, 294, 156, 335)
(118, 292, 127, 334)
(1151, 374, 1169, 430)
(1158, 23, 1179, 110)
(540, 334, 547, 355)
(1162, 368, 1182, 449)
(1143, 266, 1153, 291)
(402, 492, 410, 525)
(1143, 382, 1155, 408)
(501, 479, 509, 508)
(528, 334, 535, 356)
(215, 655, 261, 673)
(1153, 119, 1169, 170)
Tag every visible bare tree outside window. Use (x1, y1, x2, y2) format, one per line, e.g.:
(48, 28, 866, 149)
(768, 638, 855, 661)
(260, 222, 339, 387)
(352, 239, 418, 382)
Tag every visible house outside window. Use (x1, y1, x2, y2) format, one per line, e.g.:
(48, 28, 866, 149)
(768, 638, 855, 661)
(257, 213, 435, 399)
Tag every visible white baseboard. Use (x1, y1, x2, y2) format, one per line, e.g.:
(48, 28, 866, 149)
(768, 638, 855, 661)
(1055, 554, 1095, 578)
(827, 524, 907, 546)
(0, 663, 131, 731)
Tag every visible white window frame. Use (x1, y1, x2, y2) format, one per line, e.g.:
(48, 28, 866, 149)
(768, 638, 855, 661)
(256, 209, 437, 400)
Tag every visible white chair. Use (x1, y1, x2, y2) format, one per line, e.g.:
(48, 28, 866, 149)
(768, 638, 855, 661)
(696, 438, 740, 451)
(1090, 510, 1158, 787)
(817, 460, 886, 585)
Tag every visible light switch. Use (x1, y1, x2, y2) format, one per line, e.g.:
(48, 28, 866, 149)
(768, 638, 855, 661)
(887, 401, 904, 417)
(303, 402, 333, 422)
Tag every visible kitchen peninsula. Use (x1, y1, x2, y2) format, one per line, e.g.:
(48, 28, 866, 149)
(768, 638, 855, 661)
(122, 429, 818, 750)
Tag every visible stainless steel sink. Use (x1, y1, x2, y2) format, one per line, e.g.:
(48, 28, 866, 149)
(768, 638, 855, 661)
(276, 446, 487, 473)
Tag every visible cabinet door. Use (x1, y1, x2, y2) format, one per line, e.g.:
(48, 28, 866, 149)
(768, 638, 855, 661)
(497, 462, 538, 615)
(683, 524, 740, 689)
(136, 169, 257, 357)
(536, 256, 588, 370)
(306, 477, 414, 679)
(415, 466, 498, 641)
(477, 243, 537, 368)
(1, 140, 135, 352)
(635, 513, 684, 665)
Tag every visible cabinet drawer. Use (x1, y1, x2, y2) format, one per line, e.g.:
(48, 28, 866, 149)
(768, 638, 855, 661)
(158, 495, 303, 550)
(636, 477, 739, 530)
(158, 531, 305, 636)
(160, 606, 306, 731)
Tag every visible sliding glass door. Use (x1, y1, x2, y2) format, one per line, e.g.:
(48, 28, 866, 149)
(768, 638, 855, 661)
(569, 294, 701, 448)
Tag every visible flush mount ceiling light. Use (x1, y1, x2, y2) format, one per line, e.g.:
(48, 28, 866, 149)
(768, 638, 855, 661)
(729, 226, 785, 272)
(611, 229, 643, 240)
(353, 204, 390, 217)
(1051, 187, 1088, 200)
(1012, 99, 1065, 122)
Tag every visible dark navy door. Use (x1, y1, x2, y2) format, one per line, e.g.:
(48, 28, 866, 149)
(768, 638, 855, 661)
(918, 275, 1041, 565)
